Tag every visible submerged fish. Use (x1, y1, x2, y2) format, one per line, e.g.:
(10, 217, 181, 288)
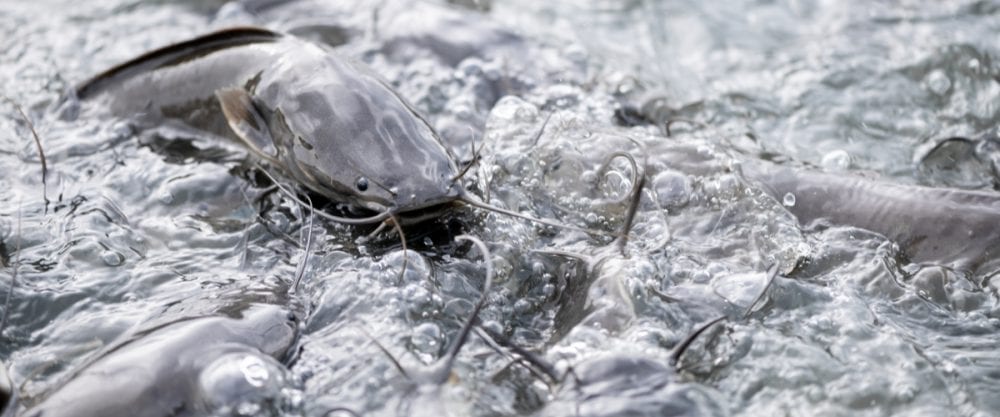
(744, 163, 1000, 275)
(20, 303, 297, 417)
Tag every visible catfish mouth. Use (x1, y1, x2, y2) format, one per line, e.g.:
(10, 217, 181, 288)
(392, 199, 464, 226)
(301, 184, 464, 227)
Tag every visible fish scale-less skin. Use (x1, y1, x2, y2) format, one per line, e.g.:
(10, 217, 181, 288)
(744, 163, 1000, 275)
(78, 27, 460, 217)
(22, 304, 296, 417)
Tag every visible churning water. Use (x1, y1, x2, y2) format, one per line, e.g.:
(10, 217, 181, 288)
(1, 0, 999, 416)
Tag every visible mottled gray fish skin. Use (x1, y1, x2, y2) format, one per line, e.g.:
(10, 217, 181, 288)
(78, 27, 460, 216)
(20, 303, 296, 417)
(744, 163, 1000, 275)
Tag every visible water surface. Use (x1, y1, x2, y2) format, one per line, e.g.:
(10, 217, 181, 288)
(1, 1, 999, 416)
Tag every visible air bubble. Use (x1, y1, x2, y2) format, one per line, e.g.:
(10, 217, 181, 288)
(101, 250, 124, 266)
(240, 355, 271, 388)
(411, 322, 443, 354)
(782, 192, 796, 207)
(924, 69, 951, 95)
(821, 149, 851, 170)
(542, 283, 555, 297)
(236, 402, 261, 416)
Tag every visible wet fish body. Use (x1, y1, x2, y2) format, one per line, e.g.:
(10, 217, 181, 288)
(21, 303, 297, 417)
(744, 163, 1000, 275)
(78, 27, 460, 219)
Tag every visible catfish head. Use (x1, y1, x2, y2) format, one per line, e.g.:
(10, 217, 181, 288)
(216, 40, 461, 219)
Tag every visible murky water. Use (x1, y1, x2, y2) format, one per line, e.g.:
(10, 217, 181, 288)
(1, 0, 999, 416)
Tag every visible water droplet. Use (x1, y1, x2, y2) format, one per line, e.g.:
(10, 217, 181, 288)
(782, 192, 796, 207)
(236, 401, 261, 416)
(240, 355, 270, 388)
(821, 149, 851, 170)
(531, 261, 545, 275)
(542, 283, 555, 296)
(101, 250, 124, 266)
(411, 322, 443, 354)
(924, 69, 951, 95)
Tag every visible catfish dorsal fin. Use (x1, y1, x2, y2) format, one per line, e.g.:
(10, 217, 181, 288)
(76, 27, 282, 99)
(216, 87, 278, 162)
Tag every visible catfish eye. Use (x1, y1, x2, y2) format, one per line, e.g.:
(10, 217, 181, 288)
(355, 177, 369, 192)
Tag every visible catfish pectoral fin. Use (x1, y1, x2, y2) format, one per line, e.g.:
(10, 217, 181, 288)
(216, 86, 278, 162)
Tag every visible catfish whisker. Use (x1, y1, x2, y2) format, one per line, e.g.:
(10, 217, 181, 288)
(433, 234, 494, 383)
(358, 221, 390, 243)
(597, 152, 641, 205)
(1, 201, 22, 338)
(742, 263, 780, 319)
(388, 213, 408, 284)
(291, 193, 316, 295)
(458, 194, 618, 238)
(2, 96, 48, 210)
(256, 165, 393, 225)
(450, 131, 482, 183)
(529, 112, 554, 147)
(362, 234, 494, 385)
(668, 315, 726, 368)
(474, 326, 560, 383)
(596, 151, 646, 255)
(357, 326, 412, 381)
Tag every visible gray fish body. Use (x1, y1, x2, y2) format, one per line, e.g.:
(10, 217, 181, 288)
(744, 163, 1000, 274)
(78, 27, 460, 215)
(21, 303, 296, 417)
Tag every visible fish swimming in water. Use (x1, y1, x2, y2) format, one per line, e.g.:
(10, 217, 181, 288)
(76, 27, 459, 224)
(632, 97, 1000, 276)
(76, 26, 612, 236)
(743, 162, 1000, 276)
(19, 302, 298, 417)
